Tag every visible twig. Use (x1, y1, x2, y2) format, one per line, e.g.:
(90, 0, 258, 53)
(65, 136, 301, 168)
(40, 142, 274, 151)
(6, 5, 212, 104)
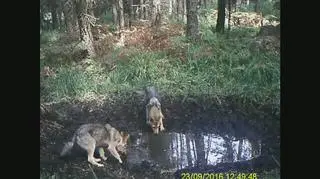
(63, 0, 72, 8)
(160, 168, 177, 174)
(88, 164, 99, 179)
(83, 13, 99, 21)
(271, 155, 280, 167)
(215, 95, 222, 105)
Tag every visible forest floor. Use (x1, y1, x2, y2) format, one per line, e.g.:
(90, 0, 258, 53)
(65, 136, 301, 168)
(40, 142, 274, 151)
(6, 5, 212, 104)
(40, 10, 280, 179)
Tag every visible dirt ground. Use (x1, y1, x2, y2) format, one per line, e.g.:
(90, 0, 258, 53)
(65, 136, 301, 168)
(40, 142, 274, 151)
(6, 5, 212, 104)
(40, 96, 280, 179)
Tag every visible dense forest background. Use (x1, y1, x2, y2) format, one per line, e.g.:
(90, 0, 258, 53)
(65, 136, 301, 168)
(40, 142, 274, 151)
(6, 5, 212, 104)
(40, 0, 280, 113)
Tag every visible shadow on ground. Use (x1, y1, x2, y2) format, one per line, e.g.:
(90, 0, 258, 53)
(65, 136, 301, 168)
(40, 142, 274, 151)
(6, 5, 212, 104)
(40, 95, 280, 179)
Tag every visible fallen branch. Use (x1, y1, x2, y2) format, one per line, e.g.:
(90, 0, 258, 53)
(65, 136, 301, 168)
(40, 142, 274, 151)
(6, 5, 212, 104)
(271, 155, 280, 167)
(88, 164, 99, 179)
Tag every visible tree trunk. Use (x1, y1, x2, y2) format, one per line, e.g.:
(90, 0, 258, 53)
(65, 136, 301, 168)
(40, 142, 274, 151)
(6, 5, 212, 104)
(118, 0, 125, 29)
(63, 0, 78, 33)
(216, 0, 226, 33)
(140, 0, 144, 19)
(112, 0, 119, 28)
(74, 0, 96, 58)
(254, 0, 260, 13)
(227, 0, 231, 31)
(144, 0, 148, 19)
(58, 1, 65, 30)
(172, 0, 176, 16)
(186, 0, 200, 41)
(274, 0, 280, 10)
(40, 9, 44, 31)
(63, 8, 73, 32)
(169, 0, 172, 16)
(176, 0, 180, 20)
(49, 0, 58, 30)
(129, 0, 134, 28)
(183, 0, 187, 23)
(57, 11, 62, 30)
(150, 0, 160, 25)
(235, 0, 242, 11)
(204, 0, 207, 8)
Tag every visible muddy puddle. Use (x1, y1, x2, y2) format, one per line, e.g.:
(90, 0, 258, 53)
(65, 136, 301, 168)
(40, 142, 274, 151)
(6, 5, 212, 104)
(40, 100, 280, 179)
(127, 132, 262, 173)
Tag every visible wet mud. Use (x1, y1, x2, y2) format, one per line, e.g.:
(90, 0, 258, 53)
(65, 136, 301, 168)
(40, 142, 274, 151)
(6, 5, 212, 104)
(40, 97, 280, 179)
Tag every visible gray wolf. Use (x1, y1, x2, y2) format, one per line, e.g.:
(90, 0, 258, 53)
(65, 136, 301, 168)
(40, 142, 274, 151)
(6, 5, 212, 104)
(60, 123, 130, 167)
(145, 86, 165, 134)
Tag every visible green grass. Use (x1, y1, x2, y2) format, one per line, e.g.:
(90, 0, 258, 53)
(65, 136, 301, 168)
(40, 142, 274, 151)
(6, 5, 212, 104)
(40, 19, 280, 113)
(40, 30, 60, 44)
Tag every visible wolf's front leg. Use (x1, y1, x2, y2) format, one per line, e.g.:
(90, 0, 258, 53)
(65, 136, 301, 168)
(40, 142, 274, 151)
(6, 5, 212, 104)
(160, 118, 165, 131)
(108, 146, 123, 164)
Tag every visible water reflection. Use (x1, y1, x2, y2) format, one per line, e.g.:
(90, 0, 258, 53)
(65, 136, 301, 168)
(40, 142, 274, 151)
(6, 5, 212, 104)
(127, 132, 261, 170)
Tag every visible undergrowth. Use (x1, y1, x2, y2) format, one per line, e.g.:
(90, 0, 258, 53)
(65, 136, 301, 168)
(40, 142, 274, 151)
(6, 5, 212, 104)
(40, 30, 60, 44)
(40, 16, 280, 114)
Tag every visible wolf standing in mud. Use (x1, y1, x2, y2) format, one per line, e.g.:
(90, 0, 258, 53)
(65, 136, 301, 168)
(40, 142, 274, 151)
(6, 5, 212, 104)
(60, 123, 130, 167)
(145, 86, 165, 134)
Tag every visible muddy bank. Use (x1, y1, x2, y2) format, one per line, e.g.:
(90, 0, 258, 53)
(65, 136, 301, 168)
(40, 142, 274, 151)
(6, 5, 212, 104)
(40, 96, 280, 179)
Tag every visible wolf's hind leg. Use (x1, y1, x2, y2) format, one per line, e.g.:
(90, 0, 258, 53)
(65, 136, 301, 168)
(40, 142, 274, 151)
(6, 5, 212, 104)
(146, 105, 150, 125)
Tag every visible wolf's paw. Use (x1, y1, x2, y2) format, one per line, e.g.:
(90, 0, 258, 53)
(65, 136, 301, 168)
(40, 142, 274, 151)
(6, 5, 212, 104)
(101, 156, 108, 161)
(160, 127, 165, 131)
(89, 160, 104, 167)
(96, 163, 104, 167)
(118, 159, 123, 164)
(94, 158, 101, 162)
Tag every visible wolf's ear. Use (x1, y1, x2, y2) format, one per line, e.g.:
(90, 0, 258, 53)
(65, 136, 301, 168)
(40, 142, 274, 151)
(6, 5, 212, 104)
(122, 132, 130, 141)
(122, 132, 129, 138)
(105, 123, 111, 129)
(124, 133, 130, 140)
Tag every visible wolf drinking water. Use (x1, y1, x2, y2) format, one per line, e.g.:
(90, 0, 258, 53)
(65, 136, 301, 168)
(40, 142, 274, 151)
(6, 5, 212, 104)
(60, 123, 130, 167)
(145, 86, 165, 134)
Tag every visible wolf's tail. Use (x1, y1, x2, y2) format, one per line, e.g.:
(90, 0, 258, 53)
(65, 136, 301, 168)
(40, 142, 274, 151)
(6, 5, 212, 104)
(146, 86, 158, 98)
(60, 134, 76, 157)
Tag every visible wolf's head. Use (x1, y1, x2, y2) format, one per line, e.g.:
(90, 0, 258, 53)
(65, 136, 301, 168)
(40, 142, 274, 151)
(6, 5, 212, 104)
(116, 131, 130, 154)
(149, 105, 164, 134)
